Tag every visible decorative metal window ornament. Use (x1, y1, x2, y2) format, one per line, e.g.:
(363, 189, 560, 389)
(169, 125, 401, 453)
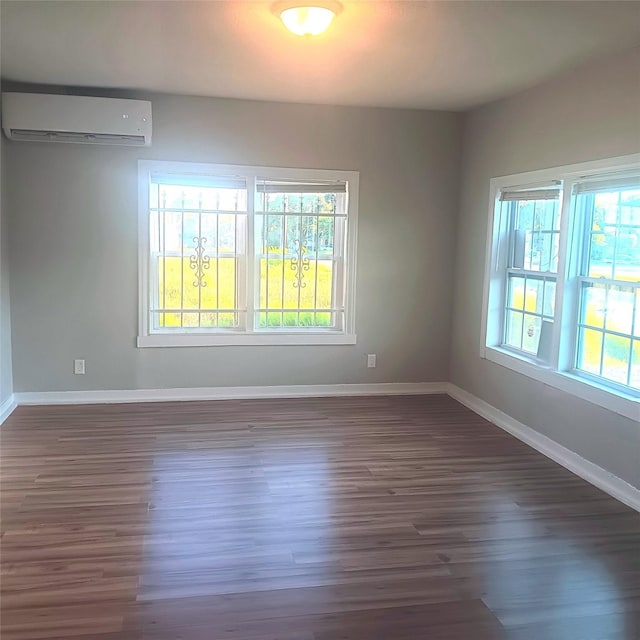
(290, 239, 310, 288)
(190, 236, 210, 287)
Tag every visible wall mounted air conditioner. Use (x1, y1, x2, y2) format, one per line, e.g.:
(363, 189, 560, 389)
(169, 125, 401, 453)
(1, 92, 152, 146)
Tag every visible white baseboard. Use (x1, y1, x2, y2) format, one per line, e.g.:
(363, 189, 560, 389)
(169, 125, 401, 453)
(0, 394, 16, 425)
(447, 383, 640, 513)
(14, 381, 448, 406)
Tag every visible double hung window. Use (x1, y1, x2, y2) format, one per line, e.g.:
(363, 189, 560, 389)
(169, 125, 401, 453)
(138, 161, 358, 347)
(483, 155, 639, 418)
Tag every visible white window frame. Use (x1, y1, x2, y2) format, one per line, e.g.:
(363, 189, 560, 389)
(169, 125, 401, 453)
(138, 160, 359, 347)
(481, 154, 640, 421)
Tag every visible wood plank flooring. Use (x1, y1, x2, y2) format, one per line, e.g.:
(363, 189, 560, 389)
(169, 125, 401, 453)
(1, 394, 639, 639)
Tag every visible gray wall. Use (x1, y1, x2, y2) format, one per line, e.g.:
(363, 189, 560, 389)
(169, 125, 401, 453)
(451, 47, 640, 488)
(6, 95, 462, 392)
(1, 108, 13, 405)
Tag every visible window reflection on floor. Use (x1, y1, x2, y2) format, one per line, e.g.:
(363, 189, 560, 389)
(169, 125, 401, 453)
(140, 445, 331, 601)
(475, 499, 632, 638)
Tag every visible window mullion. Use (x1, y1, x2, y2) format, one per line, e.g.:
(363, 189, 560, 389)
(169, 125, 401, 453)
(550, 180, 575, 371)
(246, 174, 257, 332)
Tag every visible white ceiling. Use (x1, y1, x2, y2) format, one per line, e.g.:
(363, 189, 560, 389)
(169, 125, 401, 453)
(1, 0, 639, 111)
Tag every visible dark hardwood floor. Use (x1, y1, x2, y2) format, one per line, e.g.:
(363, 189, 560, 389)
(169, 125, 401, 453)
(1, 394, 638, 640)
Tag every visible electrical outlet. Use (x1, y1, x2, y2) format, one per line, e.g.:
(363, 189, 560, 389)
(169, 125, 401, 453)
(74, 359, 85, 375)
(367, 354, 376, 368)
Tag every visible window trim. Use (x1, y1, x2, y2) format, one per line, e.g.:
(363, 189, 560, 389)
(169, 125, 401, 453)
(138, 160, 359, 347)
(481, 153, 640, 421)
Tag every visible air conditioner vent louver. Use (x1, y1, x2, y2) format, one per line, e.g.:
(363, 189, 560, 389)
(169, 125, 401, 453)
(2, 93, 152, 147)
(9, 129, 147, 146)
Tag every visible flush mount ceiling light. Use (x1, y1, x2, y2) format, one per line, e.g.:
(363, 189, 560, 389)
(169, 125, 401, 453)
(273, 1, 343, 36)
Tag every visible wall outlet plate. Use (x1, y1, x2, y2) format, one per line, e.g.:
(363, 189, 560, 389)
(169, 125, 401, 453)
(367, 354, 376, 368)
(74, 359, 86, 375)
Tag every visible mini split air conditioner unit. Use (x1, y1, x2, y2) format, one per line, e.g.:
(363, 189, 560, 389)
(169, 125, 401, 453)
(1, 92, 152, 146)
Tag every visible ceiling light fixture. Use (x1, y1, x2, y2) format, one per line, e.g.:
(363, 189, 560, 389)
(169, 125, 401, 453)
(273, 1, 343, 36)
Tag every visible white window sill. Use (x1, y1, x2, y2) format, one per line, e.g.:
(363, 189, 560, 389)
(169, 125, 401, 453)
(137, 332, 357, 348)
(483, 346, 639, 422)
